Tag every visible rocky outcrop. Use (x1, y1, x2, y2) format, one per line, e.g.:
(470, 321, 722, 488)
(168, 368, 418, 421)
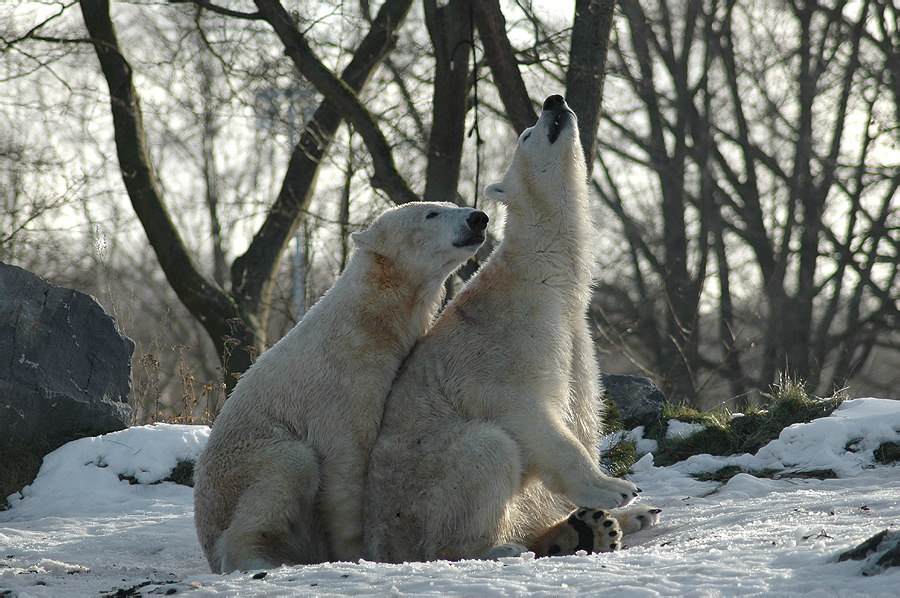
(0, 262, 134, 448)
(602, 373, 667, 426)
(838, 529, 900, 576)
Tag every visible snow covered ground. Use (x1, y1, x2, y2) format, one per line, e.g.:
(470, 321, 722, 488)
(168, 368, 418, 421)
(2, 398, 899, 597)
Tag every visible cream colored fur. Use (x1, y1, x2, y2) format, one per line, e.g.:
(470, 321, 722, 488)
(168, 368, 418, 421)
(193, 202, 487, 573)
(364, 96, 639, 563)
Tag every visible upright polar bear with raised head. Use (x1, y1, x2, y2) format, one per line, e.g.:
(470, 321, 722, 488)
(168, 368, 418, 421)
(365, 96, 656, 562)
(193, 202, 488, 573)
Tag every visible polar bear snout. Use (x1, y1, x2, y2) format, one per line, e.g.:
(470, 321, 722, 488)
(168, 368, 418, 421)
(539, 96, 576, 144)
(467, 211, 489, 232)
(453, 210, 488, 248)
(543, 94, 565, 111)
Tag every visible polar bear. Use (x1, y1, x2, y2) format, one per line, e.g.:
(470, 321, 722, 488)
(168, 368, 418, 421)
(364, 95, 654, 563)
(193, 202, 488, 573)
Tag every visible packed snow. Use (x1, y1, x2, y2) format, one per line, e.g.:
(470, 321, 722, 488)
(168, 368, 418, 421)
(2, 398, 899, 597)
(663, 419, 707, 440)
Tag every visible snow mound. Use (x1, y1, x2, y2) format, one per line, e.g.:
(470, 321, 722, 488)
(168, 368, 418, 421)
(669, 398, 900, 479)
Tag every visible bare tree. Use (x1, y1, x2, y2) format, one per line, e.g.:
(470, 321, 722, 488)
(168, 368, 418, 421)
(0, 138, 70, 258)
(72, 0, 417, 393)
(68, 0, 618, 396)
(593, 0, 900, 405)
(7, 0, 898, 414)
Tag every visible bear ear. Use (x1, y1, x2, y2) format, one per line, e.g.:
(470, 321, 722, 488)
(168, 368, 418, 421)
(351, 230, 369, 248)
(484, 183, 506, 201)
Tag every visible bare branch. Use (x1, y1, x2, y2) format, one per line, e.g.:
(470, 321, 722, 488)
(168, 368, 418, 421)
(233, 0, 415, 313)
(168, 0, 263, 20)
(1, 1, 78, 49)
(252, 0, 420, 206)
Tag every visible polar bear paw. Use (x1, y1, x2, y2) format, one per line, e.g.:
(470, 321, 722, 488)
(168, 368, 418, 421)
(610, 505, 662, 535)
(567, 476, 641, 510)
(531, 508, 623, 557)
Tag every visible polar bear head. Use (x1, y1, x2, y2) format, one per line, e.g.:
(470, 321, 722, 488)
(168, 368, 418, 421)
(484, 95, 587, 211)
(350, 202, 487, 284)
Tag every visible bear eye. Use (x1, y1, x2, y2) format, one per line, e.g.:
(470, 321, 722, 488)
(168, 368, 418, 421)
(522, 131, 532, 142)
(425, 211, 440, 220)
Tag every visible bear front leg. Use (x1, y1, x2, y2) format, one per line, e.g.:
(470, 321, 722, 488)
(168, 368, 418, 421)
(211, 439, 326, 572)
(510, 405, 639, 509)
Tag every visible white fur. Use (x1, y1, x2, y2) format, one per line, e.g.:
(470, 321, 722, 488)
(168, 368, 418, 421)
(193, 202, 487, 573)
(364, 96, 639, 563)
(611, 505, 662, 535)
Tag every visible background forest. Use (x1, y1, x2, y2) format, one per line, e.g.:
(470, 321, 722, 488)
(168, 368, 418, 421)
(2, 0, 898, 422)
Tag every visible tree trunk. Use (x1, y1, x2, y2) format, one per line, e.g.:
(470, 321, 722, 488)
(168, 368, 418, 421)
(423, 0, 472, 207)
(472, 0, 535, 133)
(566, 0, 617, 177)
(81, 0, 414, 392)
(79, 0, 257, 392)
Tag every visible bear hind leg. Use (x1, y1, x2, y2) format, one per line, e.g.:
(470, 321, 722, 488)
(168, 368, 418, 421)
(370, 422, 522, 562)
(610, 505, 662, 534)
(528, 505, 662, 558)
(213, 440, 326, 573)
(429, 424, 523, 561)
(529, 507, 622, 557)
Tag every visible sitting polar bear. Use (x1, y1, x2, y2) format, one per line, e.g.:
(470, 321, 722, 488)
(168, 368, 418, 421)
(193, 202, 488, 573)
(364, 95, 658, 562)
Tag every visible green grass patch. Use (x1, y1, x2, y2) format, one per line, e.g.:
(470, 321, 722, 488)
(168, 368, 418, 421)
(692, 465, 743, 483)
(786, 469, 838, 480)
(874, 442, 900, 465)
(165, 460, 195, 487)
(117, 460, 195, 488)
(601, 433, 638, 478)
(601, 400, 625, 435)
(692, 466, 834, 484)
(643, 377, 847, 467)
(599, 401, 642, 477)
(600, 401, 639, 478)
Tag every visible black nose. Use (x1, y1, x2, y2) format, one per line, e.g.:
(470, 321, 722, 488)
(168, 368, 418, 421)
(543, 95, 565, 111)
(467, 211, 488, 232)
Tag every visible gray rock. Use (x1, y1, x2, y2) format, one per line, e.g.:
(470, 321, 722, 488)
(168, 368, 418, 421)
(0, 262, 134, 448)
(837, 529, 900, 576)
(602, 373, 667, 425)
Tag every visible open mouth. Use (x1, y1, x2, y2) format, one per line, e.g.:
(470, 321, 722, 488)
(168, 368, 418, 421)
(548, 110, 572, 144)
